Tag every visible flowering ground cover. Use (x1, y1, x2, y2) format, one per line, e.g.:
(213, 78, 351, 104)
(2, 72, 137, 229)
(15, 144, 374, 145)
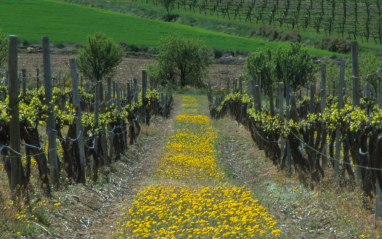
(114, 96, 280, 238)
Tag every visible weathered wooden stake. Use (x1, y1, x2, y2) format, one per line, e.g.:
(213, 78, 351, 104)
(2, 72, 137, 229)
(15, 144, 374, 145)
(113, 81, 116, 98)
(8, 35, 22, 198)
(278, 83, 284, 121)
(269, 85, 274, 117)
(286, 83, 291, 176)
(321, 64, 328, 171)
(22, 69, 27, 96)
(107, 77, 112, 102)
(36, 68, 39, 89)
(127, 83, 131, 105)
(70, 59, 86, 183)
(133, 78, 138, 103)
(43, 36, 59, 189)
(99, 82, 108, 165)
(255, 85, 261, 112)
(239, 77, 243, 94)
(351, 41, 360, 107)
(334, 60, 346, 182)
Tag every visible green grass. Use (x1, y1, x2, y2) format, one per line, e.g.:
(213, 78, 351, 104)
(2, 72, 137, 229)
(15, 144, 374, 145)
(0, 0, 337, 56)
(57, 0, 382, 54)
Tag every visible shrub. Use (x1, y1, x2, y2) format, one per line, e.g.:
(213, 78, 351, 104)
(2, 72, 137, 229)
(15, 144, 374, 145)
(76, 32, 122, 82)
(282, 30, 302, 42)
(321, 37, 351, 54)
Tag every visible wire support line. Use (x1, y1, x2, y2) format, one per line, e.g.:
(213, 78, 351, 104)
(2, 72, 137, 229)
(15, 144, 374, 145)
(289, 130, 382, 172)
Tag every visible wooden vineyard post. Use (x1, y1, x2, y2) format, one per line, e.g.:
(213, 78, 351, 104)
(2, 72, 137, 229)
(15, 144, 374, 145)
(286, 83, 291, 176)
(278, 83, 284, 121)
(92, 81, 100, 181)
(352, 41, 360, 107)
(278, 82, 284, 166)
(36, 68, 39, 89)
(8, 35, 22, 198)
(113, 80, 116, 98)
(334, 60, 346, 182)
(269, 85, 274, 117)
(376, 42, 382, 221)
(107, 77, 112, 103)
(106, 77, 114, 160)
(226, 79, 230, 94)
(70, 59, 86, 184)
(22, 69, 26, 96)
(142, 70, 147, 122)
(117, 83, 122, 111)
(239, 76, 243, 95)
(127, 83, 131, 105)
(233, 79, 237, 93)
(99, 81, 108, 166)
(42, 36, 59, 189)
(321, 64, 327, 171)
(255, 85, 261, 112)
(133, 78, 139, 104)
(351, 43, 361, 186)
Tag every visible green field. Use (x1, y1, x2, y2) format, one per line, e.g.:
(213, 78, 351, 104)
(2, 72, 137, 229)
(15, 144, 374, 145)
(0, 0, 337, 56)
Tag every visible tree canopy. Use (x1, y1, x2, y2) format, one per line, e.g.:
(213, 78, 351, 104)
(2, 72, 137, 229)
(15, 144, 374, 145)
(155, 35, 212, 88)
(76, 32, 122, 82)
(245, 43, 315, 91)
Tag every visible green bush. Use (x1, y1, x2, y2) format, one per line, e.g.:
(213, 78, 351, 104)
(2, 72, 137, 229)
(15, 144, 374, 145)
(76, 32, 122, 81)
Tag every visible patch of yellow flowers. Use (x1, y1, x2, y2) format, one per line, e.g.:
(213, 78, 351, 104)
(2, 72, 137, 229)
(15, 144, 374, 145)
(114, 97, 280, 238)
(116, 184, 280, 238)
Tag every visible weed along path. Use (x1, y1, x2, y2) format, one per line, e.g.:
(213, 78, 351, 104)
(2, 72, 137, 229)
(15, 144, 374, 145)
(114, 96, 280, 238)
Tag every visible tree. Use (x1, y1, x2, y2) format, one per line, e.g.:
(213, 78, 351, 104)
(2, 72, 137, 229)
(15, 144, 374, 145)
(0, 30, 7, 72)
(273, 43, 315, 91)
(76, 32, 122, 82)
(156, 35, 212, 88)
(161, 0, 176, 20)
(245, 43, 315, 92)
(244, 48, 274, 89)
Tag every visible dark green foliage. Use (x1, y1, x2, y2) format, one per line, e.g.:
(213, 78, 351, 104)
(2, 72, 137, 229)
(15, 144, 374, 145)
(161, 0, 176, 19)
(155, 35, 212, 88)
(245, 43, 315, 91)
(321, 37, 351, 53)
(76, 32, 123, 81)
(245, 49, 274, 89)
(257, 25, 301, 43)
(273, 43, 315, 90)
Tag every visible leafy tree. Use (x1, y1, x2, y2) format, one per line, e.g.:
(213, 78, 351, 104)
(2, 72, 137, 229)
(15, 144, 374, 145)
(273, 43, 315, 91)
(244, 48, 274, 89)
(245, 43, 315, 92)
(156, 35, 212, 88)
(76, 32, 122, 82)
(161, 0, 176, 19)
(0, 30, 7, 72)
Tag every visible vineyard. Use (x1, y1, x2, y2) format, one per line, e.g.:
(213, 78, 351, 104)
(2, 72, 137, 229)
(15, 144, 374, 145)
(208, 43, 382, 223)
(133, 0, 382, 43)
(0, 36, 173, 201)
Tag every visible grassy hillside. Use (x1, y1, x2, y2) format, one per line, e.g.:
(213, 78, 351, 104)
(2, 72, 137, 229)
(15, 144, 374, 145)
(0, 0, 337, 56)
